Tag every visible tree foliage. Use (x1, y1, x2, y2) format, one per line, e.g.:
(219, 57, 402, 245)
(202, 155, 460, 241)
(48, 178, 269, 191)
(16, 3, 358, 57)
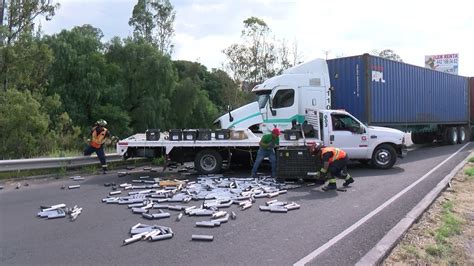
(129, 0, 175, 55)
(0, 0, 253, 159)
(373, 49, 403, 62)
(222, 16, 298, 85)
(0, 89, 49, 158)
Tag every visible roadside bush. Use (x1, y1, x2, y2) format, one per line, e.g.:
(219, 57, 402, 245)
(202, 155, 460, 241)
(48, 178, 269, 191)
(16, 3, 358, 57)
(0, 89, 49, 159)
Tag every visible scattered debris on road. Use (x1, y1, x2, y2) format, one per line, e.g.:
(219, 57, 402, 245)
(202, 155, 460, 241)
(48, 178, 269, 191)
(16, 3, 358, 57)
(37, 203, 82, 221)
(123, 223, 174, 245)
(101, 174, 301, 244)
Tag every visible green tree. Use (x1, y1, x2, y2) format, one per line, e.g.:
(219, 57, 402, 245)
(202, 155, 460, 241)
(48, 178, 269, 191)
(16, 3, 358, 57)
(1, 0, 59, 91)
(223, 17, 296, 85)
(1, 34, 53, 94)
(0, 89, 49, 159)
(45, 25, 111, 128)
(129, 0, 154, 43)
(105, 37, 176, 132)
(129, 0, 175, 55)
(372, 49, 403, 62)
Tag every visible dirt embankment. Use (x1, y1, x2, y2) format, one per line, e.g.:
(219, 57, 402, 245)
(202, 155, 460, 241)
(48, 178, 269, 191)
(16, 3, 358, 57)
(383, 161, 474, 265)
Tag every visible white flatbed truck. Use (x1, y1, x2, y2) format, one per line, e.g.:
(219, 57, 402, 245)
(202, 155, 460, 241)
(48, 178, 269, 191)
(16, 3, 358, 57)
(117, 109, 407, 174)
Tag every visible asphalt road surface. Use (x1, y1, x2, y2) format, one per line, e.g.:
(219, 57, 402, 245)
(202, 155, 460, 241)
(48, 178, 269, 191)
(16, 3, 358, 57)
(1, 142, 472, 265)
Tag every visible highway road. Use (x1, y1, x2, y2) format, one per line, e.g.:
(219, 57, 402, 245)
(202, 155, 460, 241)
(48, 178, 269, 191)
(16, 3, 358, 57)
(0, 142, 472, 265)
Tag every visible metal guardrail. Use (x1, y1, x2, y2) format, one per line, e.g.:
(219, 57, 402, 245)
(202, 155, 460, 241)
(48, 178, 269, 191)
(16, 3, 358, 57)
(0, 154, 123, 172)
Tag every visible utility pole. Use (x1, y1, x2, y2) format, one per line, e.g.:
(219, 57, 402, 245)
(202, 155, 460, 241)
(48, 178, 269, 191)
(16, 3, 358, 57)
(323, 50, 331, 60)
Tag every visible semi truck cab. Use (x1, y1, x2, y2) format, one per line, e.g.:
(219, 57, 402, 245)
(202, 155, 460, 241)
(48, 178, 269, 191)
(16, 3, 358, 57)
(214, 58, 407, 169)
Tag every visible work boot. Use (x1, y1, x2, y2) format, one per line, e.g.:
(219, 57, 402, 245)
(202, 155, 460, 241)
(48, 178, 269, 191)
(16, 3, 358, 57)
(343, 177, 354, 187)
(322, 182, 337, 191)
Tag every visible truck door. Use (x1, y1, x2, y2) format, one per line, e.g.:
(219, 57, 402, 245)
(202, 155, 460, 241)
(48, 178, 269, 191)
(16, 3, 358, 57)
(261, 86, 297, 132)
(327, 113, 369, 158)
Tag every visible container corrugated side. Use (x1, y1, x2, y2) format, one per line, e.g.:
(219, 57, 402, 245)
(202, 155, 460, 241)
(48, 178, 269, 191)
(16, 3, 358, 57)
(327, 55, 367, 122)
(328, 54, 469, 125)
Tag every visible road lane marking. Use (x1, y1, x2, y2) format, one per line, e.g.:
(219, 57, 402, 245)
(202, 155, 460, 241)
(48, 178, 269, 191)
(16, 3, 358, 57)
(294, 142, 470, 266)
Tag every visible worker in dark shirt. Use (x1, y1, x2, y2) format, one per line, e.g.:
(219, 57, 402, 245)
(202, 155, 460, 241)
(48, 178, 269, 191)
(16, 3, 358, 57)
(251, 128, 281, 179)
(309, 144, 355, 191)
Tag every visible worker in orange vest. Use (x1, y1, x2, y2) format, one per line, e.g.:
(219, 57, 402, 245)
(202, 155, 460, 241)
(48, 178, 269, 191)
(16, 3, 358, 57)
(309, 144, 355, 191)
(84, 119, 112, 174)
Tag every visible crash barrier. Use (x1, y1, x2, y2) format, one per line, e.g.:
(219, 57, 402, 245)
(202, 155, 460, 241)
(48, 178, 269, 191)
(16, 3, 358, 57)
(0, 154, 123, 172)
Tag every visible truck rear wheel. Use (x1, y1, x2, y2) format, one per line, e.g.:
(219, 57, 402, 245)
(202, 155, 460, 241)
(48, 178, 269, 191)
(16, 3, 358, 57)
(194, 149, 223, 174)
(371, 144, 396, 169)
(445, 127, 458, 145)
(457, 126, 467, 143)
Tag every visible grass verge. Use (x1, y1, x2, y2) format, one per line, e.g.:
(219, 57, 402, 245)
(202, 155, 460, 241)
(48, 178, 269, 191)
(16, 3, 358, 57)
(383, 157, 474, 265)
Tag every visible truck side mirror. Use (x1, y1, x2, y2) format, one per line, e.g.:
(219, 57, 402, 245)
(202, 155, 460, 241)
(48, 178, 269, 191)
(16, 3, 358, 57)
(350, 124, 364, 134)
(227, 105, 234, 122)
(271, 110, 277, 116)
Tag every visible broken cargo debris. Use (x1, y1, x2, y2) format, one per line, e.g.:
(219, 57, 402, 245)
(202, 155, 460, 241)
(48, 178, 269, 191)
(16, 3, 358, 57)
(192, 235, 214, 241)
(101, 176, 300, 244)
(37, 204, 82, 221)
(123, 224, 174, 245)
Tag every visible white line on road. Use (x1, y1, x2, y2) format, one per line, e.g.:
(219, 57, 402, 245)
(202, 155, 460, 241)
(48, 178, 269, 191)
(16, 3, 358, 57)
(294, 142, 470, 266)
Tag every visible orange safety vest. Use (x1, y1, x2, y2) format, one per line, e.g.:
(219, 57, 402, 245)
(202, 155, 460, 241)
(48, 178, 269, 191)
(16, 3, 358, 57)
(90, 127, 108, 149)
(321, 147, 346, 164)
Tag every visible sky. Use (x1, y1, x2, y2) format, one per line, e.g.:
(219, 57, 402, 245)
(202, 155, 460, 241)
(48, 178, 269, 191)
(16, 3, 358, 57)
(38, 0, 474, 76)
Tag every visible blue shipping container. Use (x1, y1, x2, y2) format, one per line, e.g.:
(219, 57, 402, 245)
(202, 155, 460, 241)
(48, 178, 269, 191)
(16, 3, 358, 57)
(327, 54, 469, 126)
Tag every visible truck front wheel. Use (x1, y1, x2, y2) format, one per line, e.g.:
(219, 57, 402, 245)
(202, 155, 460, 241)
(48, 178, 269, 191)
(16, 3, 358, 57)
(194, 149, 223, 174)
(371, 144, 397, 169)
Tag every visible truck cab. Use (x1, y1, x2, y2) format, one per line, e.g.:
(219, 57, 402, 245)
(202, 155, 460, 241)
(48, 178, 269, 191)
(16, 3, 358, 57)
(317, 109, 406, 169)
(214, 58, 407, 169)
(215, 59, 331, 132)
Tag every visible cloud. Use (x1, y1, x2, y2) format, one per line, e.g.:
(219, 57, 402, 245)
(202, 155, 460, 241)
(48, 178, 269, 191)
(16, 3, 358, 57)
(39, 0, 473, 76)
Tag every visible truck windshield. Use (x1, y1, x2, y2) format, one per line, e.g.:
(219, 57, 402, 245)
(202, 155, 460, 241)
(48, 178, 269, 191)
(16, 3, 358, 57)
(257, 94, 270, 109)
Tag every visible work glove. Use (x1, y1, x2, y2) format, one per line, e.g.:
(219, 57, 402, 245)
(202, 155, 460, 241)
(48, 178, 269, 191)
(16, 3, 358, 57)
(111, 136, 119, 145)
(318, 168, 328, 180)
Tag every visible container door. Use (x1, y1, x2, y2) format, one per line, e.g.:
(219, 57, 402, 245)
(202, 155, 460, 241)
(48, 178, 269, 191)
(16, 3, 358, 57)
(327, 113, 369, 158)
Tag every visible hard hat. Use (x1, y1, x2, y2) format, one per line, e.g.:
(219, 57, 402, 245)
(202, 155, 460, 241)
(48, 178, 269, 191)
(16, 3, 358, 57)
(309, 143, 322, 153)
(96, 119, 107, 126)
(272, 128, 281, 136)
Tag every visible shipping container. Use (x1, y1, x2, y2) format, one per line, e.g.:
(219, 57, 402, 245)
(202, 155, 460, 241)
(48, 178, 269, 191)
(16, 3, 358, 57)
(470, 77, 474, 124)
(327, 54, 471, 144)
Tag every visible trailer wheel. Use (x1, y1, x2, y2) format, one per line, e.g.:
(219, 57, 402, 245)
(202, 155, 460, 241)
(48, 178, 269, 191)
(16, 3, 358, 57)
(445, 127, 458, 145)
(371, 144, 396, 169)
(411, 133, 423, 144)
(194, 149, 223, 174)
(457, 126, 467, 143)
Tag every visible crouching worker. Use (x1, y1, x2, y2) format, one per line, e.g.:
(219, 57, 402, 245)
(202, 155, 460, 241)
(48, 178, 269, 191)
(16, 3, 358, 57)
(84, 119, 112, 174)
(309, 144, 354, 191)
(251, 128, 281, 179)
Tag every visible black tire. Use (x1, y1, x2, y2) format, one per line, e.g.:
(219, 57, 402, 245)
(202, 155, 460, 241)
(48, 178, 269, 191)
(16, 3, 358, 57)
(358, 159, 372, 166)
(411, 132, 423, 144)
(457, 126, 467, 144)
(445, 127, 458, 145)
(194, 149, 223, 174)
(371, 144, 397, 169)
(424, 133, 435, 144)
